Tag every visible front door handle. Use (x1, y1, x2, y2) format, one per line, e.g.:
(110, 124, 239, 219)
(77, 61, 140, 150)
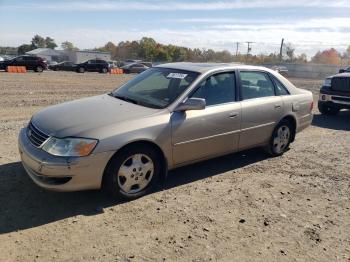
(229, 112, 238, 118)
(274, 104, 282, 109)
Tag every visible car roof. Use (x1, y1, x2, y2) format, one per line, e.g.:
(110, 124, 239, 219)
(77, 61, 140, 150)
(155, 62, 273, 74)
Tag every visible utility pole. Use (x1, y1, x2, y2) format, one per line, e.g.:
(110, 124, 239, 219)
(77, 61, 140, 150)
(235, 42, 239, 56)
(246, 41, 254, 63)
(279, 38, 284, 63)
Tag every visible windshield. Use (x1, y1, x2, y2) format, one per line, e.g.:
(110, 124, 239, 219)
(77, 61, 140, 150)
(110, 67, 199, 109)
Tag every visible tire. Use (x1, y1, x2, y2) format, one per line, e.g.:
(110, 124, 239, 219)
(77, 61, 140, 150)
(101, 67, 108, 74)
(265, 120, 293, 157)
(35, 66, 43, 73)
(77, 67, 85, 73)
(103, 144, 161, 199)
(318, 103, 339, 115)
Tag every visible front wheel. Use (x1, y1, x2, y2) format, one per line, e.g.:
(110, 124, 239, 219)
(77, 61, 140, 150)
(77, 67, 85, 73)
(101, 67, 108, 73)
(103, 145, 161, 199)
(265, 120, 293, 157)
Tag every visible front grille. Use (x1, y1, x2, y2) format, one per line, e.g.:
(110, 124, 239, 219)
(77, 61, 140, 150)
(27, 122, 49, 147)
(331, 77, 350, 92)
(332, 96, 350, 103)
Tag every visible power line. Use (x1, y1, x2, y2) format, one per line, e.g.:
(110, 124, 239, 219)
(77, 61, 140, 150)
(279, 38, 284, 63)
(246, 41, 254, 62)
(235, 42, 240, 56)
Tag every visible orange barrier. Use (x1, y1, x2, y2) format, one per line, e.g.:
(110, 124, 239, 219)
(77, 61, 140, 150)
(6, 66, 27, 73)
(110, 68, 123, 74)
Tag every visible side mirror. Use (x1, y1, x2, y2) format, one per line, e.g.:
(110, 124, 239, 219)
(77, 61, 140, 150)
(175, 98, 206, 111)
(339, 69, 345, 73)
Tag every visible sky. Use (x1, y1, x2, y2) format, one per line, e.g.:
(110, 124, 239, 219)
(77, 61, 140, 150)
(0, 0, 349, 57)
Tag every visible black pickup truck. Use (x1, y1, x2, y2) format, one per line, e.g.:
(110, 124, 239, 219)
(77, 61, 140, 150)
(318, 68, 350, 115)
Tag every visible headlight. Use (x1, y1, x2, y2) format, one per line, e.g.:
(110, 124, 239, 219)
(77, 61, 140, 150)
(324, 78, 331, 87)
(42, 137, 98, 157)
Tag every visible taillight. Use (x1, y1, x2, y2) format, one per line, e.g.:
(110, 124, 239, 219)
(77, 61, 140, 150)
(310, 101, 314, 111)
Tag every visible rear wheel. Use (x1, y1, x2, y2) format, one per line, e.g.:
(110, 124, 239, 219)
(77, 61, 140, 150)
(77, 67, 85, 73)
(103, 145, 161, 199)
(35, 66, 43, 73)
(265, 120, 293, 157)
(318, 103, 339, 115)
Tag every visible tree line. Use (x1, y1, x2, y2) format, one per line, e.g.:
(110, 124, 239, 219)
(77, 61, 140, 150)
(0, 34, 349, 66)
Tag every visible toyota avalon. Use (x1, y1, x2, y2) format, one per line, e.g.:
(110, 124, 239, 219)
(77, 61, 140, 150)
(18, 63, 313, 199)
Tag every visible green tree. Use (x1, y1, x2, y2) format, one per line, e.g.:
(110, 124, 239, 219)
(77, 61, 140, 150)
(17, 44, 34, 55)
(61, 41, 79, 51)
(139, 37, 157, 61)
(45, 37, 57, 49)
(31, 35, 46, 48)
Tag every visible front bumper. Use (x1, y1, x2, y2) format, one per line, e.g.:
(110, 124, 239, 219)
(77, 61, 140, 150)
(18, 128, 114, 191)
(318, 93, 350, 110)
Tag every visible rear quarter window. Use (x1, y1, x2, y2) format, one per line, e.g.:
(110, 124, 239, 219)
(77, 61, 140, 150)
(271, 76, 290, 96)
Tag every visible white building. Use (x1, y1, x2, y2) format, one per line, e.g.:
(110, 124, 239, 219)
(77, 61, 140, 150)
(26, 48, 111, 63)
(26, 48, 67, 63)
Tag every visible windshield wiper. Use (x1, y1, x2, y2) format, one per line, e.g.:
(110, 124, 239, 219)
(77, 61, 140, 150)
(109, 93, 139, 105)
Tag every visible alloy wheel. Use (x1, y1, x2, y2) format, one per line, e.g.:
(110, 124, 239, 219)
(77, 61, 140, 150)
(117, 153, 154, 194)
(272, 125, 290, 154)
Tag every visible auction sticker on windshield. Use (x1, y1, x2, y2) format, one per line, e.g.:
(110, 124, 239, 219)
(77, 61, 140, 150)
(167, 73, 188, 79)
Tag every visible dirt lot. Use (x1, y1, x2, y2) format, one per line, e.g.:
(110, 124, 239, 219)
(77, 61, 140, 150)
(0, 71, 349, 262)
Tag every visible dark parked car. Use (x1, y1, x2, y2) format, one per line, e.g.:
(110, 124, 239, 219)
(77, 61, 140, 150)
(338, 66, 350, 74)
(0, 55, 47, 72)
(121, 63, 150, 74)
(271, 65, 288, 77)
(49, 61, 76, 71)
(76, 59, 110, 73)
(318, 72, 350, 115)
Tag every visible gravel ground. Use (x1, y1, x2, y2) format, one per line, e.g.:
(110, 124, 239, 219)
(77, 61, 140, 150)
(0, 71, 349, 262)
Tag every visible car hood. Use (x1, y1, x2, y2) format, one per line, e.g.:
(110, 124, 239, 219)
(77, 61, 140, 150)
(31, 94, 160, 138)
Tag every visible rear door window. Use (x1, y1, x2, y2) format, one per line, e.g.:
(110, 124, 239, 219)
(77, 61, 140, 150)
(239, 71, 275, 100)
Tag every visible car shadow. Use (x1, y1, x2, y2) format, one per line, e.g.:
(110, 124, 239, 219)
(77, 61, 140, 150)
(312, 110, 350, 131)
(0, 149, 268, 234)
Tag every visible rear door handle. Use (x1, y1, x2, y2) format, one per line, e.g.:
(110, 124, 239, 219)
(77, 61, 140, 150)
(229, 112, 238, 118)
(274, 104, 282, 109)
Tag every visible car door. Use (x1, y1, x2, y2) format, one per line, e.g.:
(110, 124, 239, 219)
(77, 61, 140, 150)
(86, 60, 95, 71)
(62, 62, 68, 70)
(238, 70, 283, 150)
(95, 60, 103, 71)
(25, 56, 36, 70)
(13, 56, 25, 67)
(171, 71, 241, 165)
(129, 64, 139, 73)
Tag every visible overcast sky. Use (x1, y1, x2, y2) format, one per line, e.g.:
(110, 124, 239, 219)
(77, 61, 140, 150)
(0, 0, 349, 57)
